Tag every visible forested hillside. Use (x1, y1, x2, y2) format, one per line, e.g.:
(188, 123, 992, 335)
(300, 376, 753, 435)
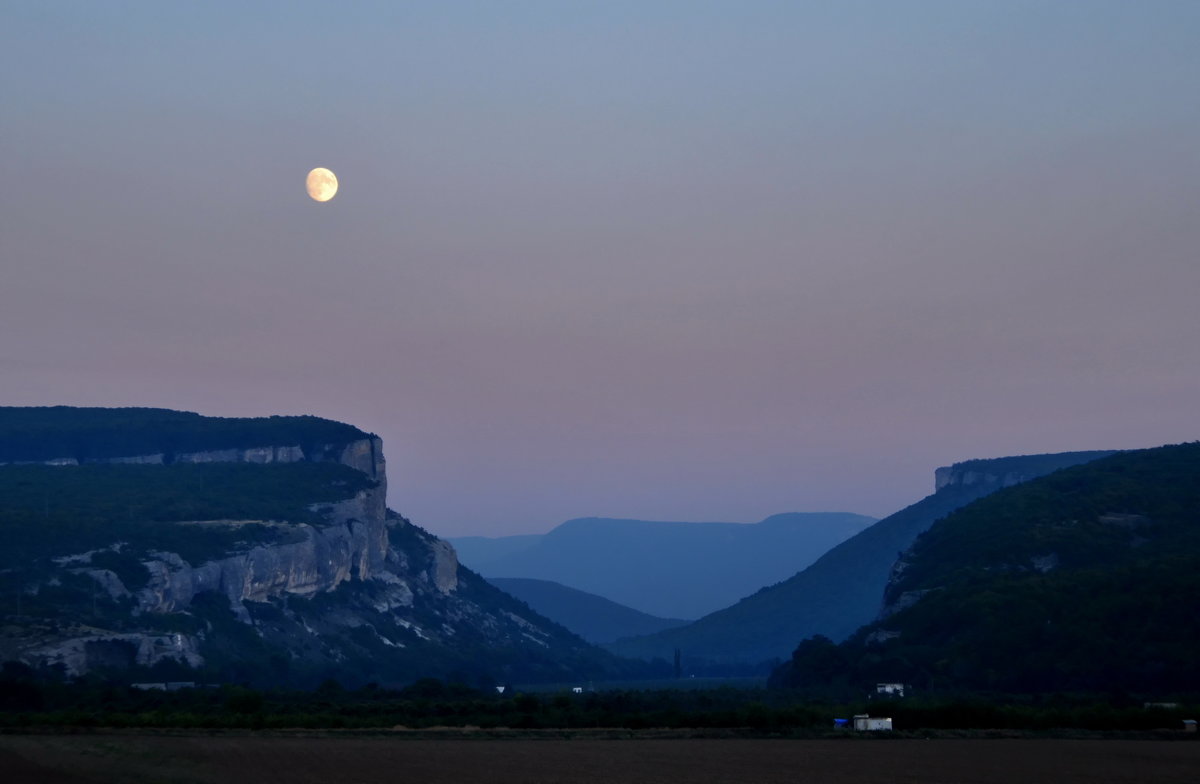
(610, 450, 1112, 665)
(0, 407, 369, 463)
(772, 442, 1200, 694)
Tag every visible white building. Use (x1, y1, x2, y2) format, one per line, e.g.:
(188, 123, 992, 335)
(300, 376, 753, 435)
(853, 714, 893, 731)
(131, 681, 196, 691)
(876, 682, 906, 697)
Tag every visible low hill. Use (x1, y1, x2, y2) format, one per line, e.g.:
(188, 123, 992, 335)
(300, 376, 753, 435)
(770, 442, 1200, 694)
(0, 407, 633, 688)
(487, 577, 689, 644)
(452, 512, 876, 619)
(609, 450, 1114, 666)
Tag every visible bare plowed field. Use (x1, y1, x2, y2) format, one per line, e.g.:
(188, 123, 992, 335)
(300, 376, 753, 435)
(2, 734, 1197, 783)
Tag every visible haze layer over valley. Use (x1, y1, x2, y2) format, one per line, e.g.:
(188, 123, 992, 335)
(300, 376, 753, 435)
(453, 513, 875, 619)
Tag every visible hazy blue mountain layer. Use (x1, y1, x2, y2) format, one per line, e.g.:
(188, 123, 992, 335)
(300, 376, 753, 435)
(771, 442, 1200, 694)
(453, 512, 877, 619)
(451, 534, 543, 567)
(609, 450, 1115, 666)
(488, 577, 689, 644)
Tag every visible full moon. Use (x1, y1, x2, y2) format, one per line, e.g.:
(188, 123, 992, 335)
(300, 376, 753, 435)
(306, 167, 338, 202)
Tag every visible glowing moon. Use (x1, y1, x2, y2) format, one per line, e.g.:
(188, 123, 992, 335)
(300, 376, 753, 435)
(306, 167, 338, 202)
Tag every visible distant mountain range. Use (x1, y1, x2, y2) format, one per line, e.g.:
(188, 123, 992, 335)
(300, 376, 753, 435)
(451, 534, 542, 568)
(487, 578, 689, 644)
(608, 450, 1115, 666)
(771, 442, 1200, 694)
(451, 512, 877, 620)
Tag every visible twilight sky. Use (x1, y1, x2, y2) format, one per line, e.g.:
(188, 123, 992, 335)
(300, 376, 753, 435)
(3, 1, 1198, 537)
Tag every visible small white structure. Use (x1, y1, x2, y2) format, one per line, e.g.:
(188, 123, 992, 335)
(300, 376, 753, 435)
(131, 681, 196, 691)
(876, 682, 905, 697)
(853, 714, 893, 731)
(495, 686, 506, 694)
(572, 687, 583, 694)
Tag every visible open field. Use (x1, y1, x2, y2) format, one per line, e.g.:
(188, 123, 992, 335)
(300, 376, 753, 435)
(1, 734, 1197, 784)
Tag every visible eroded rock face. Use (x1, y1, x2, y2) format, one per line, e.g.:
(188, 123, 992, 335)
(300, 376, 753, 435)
(26, 632, 204, 677)
(136, 496, 388, 619)
(135, 436, 394, 619)
(933, 451, 1116, 493)
(6, 418, 617, 685)
(14, 435, 432, 671)
(8, 430, 610, 687)
(3, 436, 386, 477)
(338, 438, 385, 481)
(934, 466, 1035, 492)
(428, 540, 459, 595)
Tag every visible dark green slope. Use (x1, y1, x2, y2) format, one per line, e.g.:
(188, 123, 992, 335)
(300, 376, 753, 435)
(487, 577, 689, 644)
(0, 406, 369, 463)
(772, 442, 1200, 694)
(609, 451, 1113, 665)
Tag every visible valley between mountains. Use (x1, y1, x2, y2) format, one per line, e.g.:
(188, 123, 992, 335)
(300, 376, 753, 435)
(2, 407, 1196, 699)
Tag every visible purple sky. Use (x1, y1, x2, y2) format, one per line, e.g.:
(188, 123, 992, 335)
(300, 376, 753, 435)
(3, 2, 1198, 536)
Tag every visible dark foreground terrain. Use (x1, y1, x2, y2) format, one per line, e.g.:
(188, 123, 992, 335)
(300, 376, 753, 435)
(2, 734, 1197, 784)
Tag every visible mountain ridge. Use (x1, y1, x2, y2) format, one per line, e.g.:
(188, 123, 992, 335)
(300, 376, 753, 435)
(486, 577, 689, 645)
(770, 442, 1200, 694)
(608, 450, 1117, 665)
(453, 512, 877, 619)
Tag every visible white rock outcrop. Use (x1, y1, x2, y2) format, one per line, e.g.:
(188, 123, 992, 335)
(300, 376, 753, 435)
(12, 434, 483, 677)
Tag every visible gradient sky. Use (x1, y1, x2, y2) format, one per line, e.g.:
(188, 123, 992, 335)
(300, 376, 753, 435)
(3, 1, 1198, 536)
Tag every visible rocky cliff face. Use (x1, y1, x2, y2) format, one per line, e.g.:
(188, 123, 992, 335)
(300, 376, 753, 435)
(4, 436, 386, 480)
(934, 465, 1034, 492)
(11, 436, 400, 676)
(136, 441, 390, 619)
(933, 450, 1117, 493)
(5, 424, 616, 686)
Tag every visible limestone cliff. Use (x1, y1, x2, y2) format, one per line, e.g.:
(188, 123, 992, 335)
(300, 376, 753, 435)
(0, 408, 620, 686)
(934, 465, 1033, 492)
(135, 444, 389, 618)
(934, 450, 1117, 492)
(4, 435, 386, 480)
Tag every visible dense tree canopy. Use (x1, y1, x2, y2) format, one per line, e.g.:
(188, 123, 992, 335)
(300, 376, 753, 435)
(0, 407, 370, 463)
(772, 443, 1200, 695)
